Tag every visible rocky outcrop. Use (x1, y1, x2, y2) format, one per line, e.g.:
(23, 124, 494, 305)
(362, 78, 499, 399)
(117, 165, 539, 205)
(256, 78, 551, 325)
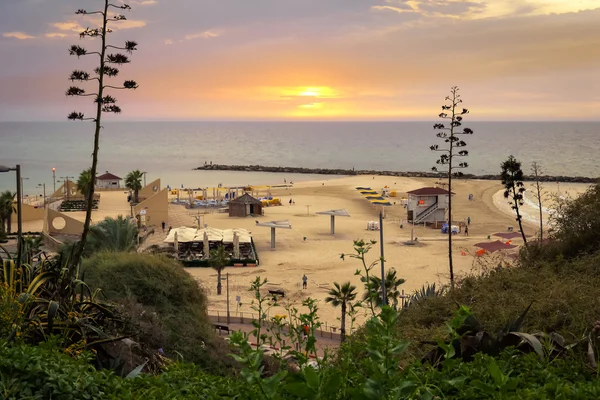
(194, 164, 598, 183)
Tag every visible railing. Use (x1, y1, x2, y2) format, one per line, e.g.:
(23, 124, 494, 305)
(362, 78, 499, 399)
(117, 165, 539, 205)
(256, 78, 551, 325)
(207, 310, 351, 341)
(414, 199, 439, 224)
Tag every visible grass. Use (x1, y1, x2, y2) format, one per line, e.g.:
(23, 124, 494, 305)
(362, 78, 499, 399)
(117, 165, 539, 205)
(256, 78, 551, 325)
(83, 252, 237, 375)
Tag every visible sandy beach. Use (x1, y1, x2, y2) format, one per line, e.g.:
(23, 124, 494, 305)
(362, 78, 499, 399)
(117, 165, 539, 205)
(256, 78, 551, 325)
(147, 175, 592, 329)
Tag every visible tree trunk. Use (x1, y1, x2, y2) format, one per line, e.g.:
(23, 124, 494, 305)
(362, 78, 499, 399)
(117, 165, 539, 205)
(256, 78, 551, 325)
(536, 184, 543, 242)
(217, 269, 222, 295)
(340, 301, 347, 342)
(134, 189, 139, 204)
(6, 215, 12, 234)
(70, 0, 109, 274)
(515, 198, 528, 246)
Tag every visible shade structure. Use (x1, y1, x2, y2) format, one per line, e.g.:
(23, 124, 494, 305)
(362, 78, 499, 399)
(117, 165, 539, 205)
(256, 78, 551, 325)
(360, 190, 378, 195)
(173, 231, 178, 252)
(474, 240, 518, 253)
(164, 226, 197, 243)
(222, 228, 252, 243)
(493, 232, 533, 240)
(316, 209, 351, 234)
(256, 220, 292, 250)
(365, 196, 385, 200)
(194, 227, 224, 242)
(356, 187, 371, 190)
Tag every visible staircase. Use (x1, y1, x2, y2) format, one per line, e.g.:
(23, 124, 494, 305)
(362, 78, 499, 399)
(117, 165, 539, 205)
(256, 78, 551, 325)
(414, 200, 439, 224)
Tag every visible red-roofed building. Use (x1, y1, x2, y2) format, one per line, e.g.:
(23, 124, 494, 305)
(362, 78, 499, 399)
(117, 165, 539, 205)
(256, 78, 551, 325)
(96, 171, 122, 189)
(406, 187, 453, 225)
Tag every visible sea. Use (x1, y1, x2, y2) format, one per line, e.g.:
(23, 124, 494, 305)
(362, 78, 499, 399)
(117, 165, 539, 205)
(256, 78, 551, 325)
(0, 121, 599, 197)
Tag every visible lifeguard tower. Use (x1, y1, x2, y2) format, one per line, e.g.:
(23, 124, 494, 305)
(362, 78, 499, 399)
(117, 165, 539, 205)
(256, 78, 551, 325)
(406, 187, 453, 227)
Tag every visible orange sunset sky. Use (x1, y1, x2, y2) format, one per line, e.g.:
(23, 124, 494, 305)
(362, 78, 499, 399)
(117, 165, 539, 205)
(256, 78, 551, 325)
(1, 0, 599, 121)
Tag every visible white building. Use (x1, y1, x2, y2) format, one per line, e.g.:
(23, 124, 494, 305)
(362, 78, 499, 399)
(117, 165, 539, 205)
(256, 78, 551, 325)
(96, 171, 122, 189)
(406, 187, 452, 225)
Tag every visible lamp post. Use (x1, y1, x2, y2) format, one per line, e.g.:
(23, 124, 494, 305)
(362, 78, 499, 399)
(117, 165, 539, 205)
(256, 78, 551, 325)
(52, 167, 56, 193)
(37, 183, 46, 208)
(221, 273, 230, 324)
(142, 171, 147, 187)
(0, 164, 23, 268)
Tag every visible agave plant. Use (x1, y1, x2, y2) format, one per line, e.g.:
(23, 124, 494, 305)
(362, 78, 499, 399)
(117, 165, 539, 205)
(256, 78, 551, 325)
(422, 303, 574, 366)
(405, 283, 446, 308)
(1, 257, 126, 356)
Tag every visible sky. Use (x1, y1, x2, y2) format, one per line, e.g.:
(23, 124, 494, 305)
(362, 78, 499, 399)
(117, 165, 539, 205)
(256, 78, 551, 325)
(0, 0, 599, 121)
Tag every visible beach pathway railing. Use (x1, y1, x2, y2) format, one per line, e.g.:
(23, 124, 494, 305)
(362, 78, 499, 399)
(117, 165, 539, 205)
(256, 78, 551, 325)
(207, 310, 348, 341)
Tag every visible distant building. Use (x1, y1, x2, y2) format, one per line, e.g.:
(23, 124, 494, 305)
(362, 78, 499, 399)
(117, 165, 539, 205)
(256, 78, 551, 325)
(406, 187, 453, 225)
(96, 171, 121, 189)
(229, 193, 263, 217)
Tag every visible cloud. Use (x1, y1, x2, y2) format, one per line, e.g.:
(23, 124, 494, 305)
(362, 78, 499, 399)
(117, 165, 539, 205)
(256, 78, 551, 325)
(131, 0, 157, 4)
(184, 30, 221, 40)
(45, 32, 68, 38)
(51, 17, 146, 35)
(164, 39, 173, 45)
(3, 31, 36, 40)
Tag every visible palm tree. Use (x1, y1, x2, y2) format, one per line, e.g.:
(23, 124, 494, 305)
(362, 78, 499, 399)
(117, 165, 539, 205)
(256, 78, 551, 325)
(363, 268, 406, 310)
(88, 215, 140, 253)
(325, 281, 357, 342)
(209, 245, 228, 295)
(76, 168, 93, 200)
(125, 170, 144, 204)
(0, 191, 16, 234)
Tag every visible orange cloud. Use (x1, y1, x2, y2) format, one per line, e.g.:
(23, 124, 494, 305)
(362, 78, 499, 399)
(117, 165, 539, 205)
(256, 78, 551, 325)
(3, 31, 36, 40)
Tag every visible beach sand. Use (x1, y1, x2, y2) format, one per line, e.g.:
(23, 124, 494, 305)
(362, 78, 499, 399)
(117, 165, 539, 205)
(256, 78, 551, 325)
(155, 175, 576, 328)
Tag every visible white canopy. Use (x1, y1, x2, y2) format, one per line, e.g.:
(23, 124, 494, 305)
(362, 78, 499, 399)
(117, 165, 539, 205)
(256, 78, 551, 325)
(194, 227, 224, 242)
(164, 227, 197, 243)
(222, 228, 252, 243)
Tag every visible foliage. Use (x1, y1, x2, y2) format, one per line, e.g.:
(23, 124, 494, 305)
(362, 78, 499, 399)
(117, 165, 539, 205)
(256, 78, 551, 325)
(66, 0, 139, 275)
(363, 268, 406, 310)
(209, 245, 228, 295)
(501, 155, 528, 245)
(83, 252, 235, 374)
(0, 190, 16, 235)
(76, 167, 93, 200)
(1, 256, 126, 364)
(405, 282, 447, 308)
(325, 282, 357, 342)
(430, 86, 474, 288)
(125, 169, 144, 204)
(341, 239, 380, 316)
(545, 183, 600, 259)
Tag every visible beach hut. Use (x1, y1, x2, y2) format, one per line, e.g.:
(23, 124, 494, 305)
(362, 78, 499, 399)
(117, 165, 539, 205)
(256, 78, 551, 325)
(96, 171, 121, 189)
(406, 187, 453, 225)
(229, 193, 263, 217)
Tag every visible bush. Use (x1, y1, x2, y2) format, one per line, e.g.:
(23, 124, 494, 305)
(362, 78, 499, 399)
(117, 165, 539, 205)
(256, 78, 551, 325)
(0, 342, 256, 400)
(83, 252, 236, 375)
(393, 252, 600, 360)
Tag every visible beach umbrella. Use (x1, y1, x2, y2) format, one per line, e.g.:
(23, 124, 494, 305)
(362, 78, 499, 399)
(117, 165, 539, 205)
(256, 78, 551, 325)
(474, 240, 518, 253)
(493, 232, 533, 240)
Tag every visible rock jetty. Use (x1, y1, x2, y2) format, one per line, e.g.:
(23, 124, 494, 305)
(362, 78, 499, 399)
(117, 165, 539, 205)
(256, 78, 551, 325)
(194, 164, 597, 184)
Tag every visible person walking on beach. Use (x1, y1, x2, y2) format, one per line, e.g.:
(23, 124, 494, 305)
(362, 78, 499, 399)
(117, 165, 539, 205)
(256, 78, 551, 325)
(289, 198, 293, 206)
(302, 274, 308, 289)
(464, 226, 469, 236)
(467, 216, 471, 225)
(161, 221, 166, 232)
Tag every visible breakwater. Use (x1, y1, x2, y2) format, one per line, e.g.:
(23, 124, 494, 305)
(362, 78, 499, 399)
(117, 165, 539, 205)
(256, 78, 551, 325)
(194, 164, 597, 183)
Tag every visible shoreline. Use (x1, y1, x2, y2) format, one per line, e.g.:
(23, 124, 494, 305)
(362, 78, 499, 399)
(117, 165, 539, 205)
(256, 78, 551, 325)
(194, 164, 598, 183)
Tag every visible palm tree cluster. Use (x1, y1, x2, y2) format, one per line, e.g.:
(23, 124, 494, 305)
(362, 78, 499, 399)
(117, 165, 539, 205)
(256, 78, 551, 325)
(0, 191, 16, 237)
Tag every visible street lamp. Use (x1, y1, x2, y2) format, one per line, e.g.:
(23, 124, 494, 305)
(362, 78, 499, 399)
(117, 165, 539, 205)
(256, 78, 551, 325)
(0, 164, 23, 268)
(52, 167, 56, 193)
(37, 183, 46, 208)
(142, 171, 147, 187)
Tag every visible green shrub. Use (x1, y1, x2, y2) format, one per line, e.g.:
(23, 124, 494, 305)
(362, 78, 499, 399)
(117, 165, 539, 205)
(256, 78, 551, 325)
(83, 252, 236, 374)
